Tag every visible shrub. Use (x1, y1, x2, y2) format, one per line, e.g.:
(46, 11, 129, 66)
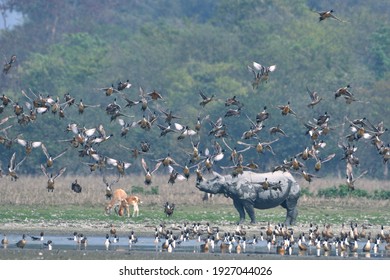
(372, 189, 390, 200)
(316, 184, 388, 199)
(349, 188, 369, 198)
(317, 184, 353, 198)
(131, 185, 145, 194)
(131, 185, 159, 195)
(317, 185, 344, 198)
(300, 187, 314, 197)
(150, 186, 159, 195)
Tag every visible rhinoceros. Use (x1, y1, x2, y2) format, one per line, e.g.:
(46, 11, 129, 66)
(195, 170, 300, 225)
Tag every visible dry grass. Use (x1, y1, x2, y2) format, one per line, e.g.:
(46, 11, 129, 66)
(0, 174, 389, 208)
(0, 174, 228, 206)
(297, 177, 390, 220)
(296, 176, 390, 192)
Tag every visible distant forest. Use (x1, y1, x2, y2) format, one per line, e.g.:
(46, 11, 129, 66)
(0, 0, 389, 181)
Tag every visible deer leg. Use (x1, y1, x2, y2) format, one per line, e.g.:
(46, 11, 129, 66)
(134, 204, 139, 217)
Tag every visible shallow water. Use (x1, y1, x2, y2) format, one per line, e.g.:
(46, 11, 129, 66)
(1, 233, 389, 260)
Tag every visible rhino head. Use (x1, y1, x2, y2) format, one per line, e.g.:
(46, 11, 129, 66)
(195, 172, 226, 194)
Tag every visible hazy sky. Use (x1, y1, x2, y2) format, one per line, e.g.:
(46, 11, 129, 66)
(0, 10, 23, 29)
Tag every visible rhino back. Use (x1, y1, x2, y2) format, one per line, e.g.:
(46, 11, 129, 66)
(254, 179, 292, 208)
(235, 171, 299, 208)
(239, 170, 296, 186)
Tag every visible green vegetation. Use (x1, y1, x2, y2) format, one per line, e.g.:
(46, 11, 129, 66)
(314, 184, 390, 199)
(299, 187, 314, 197)
(0, 198, 388, 227)
(0, 0, 389, 180)
(317, 185, 368, 198)
(0, 204, 239, 225)
(131, 185, 159, 195)
(372, 189, 390, 200)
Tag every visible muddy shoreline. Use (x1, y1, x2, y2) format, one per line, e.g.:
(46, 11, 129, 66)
(1, 221, 390, 260)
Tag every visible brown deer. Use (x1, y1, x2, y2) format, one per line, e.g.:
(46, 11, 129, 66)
(104, 188, 128, 215)
(117, 195, 142, 217)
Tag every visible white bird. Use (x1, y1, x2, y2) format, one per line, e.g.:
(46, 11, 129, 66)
(15, 137, 42, 155)
(6, 152, 27, 181)
(44, 240, 53, 250)
(248, 61, 276, 88)
(104, 234, 111, 250)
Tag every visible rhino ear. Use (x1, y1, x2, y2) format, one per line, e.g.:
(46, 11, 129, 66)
(212, 171, 224, 179)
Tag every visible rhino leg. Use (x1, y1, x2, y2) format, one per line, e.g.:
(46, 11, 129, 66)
(281, 198, 298, 226)
(243, 201, 256, 224)
(232, 199, 246, 224)
(285, 207, 298, 226)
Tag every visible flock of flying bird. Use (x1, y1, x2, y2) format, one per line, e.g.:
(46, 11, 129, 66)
(0, 8, 390, 257)
(0, 8, 389, 200)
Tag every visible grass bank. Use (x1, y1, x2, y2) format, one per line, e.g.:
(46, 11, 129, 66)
(0, 175, 389, 229)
